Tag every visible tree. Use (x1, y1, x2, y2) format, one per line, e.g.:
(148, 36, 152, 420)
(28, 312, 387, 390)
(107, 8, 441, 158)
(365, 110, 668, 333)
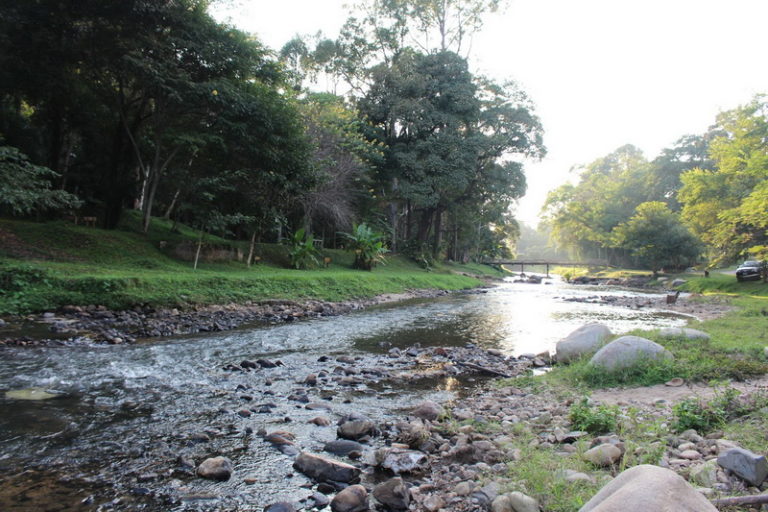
(679, 96, 768, 263)
(359, 50, 543, 258)
(542, 145, 650, 262)
(0, 145, 81, 216)
(613, 202, 702, 272)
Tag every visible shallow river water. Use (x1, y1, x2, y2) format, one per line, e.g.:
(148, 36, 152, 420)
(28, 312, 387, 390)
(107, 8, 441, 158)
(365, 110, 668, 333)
(0, 277, 691, 511)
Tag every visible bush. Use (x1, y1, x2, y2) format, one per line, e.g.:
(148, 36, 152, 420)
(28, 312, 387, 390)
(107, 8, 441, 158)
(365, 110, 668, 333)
(569, 398, 619, 434)
(286, 228, 320, 270)
(340, 223, 387, 271)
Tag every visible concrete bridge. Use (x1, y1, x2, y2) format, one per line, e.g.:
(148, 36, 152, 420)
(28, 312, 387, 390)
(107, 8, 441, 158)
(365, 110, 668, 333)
(484, 260, 610, 276)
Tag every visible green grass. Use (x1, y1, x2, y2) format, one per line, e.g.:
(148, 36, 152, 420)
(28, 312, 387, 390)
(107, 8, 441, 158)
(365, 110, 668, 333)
(0, 214, 496, 314)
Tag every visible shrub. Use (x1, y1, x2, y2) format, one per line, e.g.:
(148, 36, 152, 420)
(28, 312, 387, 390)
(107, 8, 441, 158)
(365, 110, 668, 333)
(340, 223, 387, 271)
(569, 398, 619, 434)
(287, 228, 320, 270)
(672, 397, 726, 433)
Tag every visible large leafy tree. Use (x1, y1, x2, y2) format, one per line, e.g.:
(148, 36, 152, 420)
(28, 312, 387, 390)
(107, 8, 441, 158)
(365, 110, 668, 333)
(542, 145, 650, 262)
(679, 96, 768, 263)
(0, 0, 306, 235)
(359, 50, 543, 257)
(613, 201, 702, 272)
(0, 145, 81, 216)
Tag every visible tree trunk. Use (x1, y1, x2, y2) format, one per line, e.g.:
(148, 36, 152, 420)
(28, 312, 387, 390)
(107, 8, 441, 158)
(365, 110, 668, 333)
(432, 207, 443, 259)
(247, 231, 256, 267)
(416, 208, 434, 242)
(164, 189, 180, 219)
(193, 229, 204, 270)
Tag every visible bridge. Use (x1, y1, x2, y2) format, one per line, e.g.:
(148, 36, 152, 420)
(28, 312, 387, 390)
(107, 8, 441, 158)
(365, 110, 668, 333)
(484, 260, 610, 276)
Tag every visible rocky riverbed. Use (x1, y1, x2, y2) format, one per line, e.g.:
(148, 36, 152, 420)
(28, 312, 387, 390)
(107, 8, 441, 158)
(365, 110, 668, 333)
(169, 341, 768, 512)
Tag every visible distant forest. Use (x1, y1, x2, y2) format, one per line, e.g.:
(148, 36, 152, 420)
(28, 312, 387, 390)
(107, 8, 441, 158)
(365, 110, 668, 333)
(542, 96, 768, 270)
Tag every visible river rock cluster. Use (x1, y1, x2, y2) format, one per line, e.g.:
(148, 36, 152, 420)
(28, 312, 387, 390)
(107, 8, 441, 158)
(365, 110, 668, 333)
(180, 364, 768, 512)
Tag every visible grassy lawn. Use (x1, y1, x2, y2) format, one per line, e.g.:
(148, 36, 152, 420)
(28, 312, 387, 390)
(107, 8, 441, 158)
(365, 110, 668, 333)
(0, 214, 501, 314)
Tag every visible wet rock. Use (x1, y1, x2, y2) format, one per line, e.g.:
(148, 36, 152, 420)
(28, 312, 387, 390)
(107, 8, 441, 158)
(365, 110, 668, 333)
(338, 415, 377, 440)
(492, 492, 539, 512)
(555, 323, 612, 363)
(589, 336, 673, 372)
(717, 447, 768, 486)
(324, 440, 364, 457)
(412, 401, 444, 421)
(264, 503, 296, 512)
(580, 464, 717, 511)
(454, 481, 474, 496)
(330, 484, 368, 512)
(196, 456, 233, 481)
(375, 447, 428, 474)
(583, 444, 622, 467)
(310, 491, 330, 508)
(293, 453, 361, 484)
(373, 477, 410, 510)
(310, 416, 332, 426)
(422, 494, 444, 512)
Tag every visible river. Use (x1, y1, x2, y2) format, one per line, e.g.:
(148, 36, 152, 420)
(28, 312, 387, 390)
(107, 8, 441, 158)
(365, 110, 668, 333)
(0, 277, 690, 511)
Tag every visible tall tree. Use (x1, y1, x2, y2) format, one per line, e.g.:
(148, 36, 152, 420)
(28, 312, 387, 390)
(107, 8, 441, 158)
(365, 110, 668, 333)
(679, 96, 768, 263)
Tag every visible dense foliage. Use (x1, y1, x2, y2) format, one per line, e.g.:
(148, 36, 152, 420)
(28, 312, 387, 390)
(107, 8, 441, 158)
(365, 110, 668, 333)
(0, 0, 543, 267)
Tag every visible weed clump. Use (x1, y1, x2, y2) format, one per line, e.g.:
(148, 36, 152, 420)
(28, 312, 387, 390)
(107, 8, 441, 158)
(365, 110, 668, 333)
(569, 398, 619, 434)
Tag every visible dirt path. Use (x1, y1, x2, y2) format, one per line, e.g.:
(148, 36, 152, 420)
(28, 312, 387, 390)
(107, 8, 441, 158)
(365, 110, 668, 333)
(593, 375, 768, 406)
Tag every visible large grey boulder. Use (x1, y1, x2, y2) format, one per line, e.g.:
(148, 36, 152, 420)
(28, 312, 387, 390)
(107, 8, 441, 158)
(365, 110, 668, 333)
(556, 323, 613, 363)
(658, 327, 711, 341)
(579, 464, 717, 511)
(717, 447, 768, 486)
(589, 336, 673, 372)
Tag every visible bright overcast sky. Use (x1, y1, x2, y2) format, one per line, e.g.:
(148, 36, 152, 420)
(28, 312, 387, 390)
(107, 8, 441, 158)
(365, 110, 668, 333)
(213, 0, 768, 227)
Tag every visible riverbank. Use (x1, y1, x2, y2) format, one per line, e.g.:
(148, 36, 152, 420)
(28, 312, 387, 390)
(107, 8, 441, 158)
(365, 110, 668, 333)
(0, 287, 495, 346)
(0, 216, 504, 339)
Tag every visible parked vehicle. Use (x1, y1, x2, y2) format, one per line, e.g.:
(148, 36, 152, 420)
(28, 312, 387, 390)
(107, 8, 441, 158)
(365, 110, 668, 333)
(736, 260, 764, 282)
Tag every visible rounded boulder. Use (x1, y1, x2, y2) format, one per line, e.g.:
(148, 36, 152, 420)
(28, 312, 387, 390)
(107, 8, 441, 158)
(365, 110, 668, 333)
(589, 335, 673, 372)
(556, 323, 613, 364)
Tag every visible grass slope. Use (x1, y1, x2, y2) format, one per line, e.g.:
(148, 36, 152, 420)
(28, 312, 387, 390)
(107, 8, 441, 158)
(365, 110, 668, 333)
(0, 214, 500, 314)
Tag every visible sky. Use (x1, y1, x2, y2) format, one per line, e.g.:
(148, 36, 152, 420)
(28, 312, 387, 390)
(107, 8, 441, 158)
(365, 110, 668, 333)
(213, 0, 768, 227)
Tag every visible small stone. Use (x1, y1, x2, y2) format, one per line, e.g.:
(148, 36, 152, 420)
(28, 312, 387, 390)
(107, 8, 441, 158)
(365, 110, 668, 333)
(454, 481, 473, 496)
(373, 477, 410, 510)
(310, 416, 331, 426)
(422, 494, 444, 512)
(679, 449, 702, 461)
(330, 484, 368, 512)
(583, 444, 622, 467)
(412, 401, 444, 421)
(196, 456, 233, 481)
(264, 503, 296, 512)
(690, 460, 719, 488)
(492, 492, 539, 512)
